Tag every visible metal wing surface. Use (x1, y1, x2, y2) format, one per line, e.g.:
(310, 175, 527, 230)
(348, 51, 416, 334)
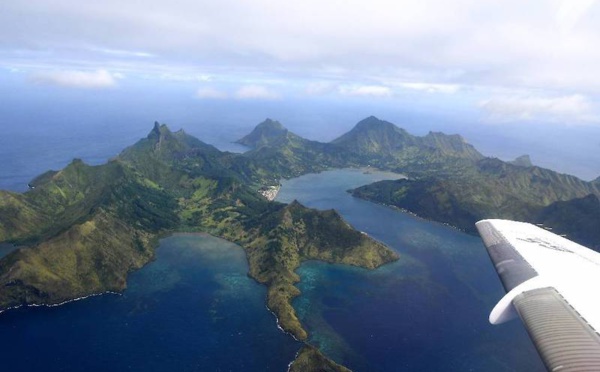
(476, 219, 600, 372)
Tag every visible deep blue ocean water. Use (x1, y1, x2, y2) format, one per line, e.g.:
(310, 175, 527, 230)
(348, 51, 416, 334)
(0, 112, 549, 371)
(0, 234, 300, 371)
(276, 169, 545, 371)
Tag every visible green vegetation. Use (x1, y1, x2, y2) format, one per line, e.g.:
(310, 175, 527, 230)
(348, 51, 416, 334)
(229, 200, 396, 340)
(289, 345, 351, 372)
(351, 159, 600, 247)
(2, 115, 599, 370)
(0, 119, 402, 371)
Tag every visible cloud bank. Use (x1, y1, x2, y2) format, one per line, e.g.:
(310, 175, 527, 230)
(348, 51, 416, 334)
(30, 69, 119, 89)
(479, 94, 598, 124)
(3, 0, 600, 123)
(339, 85, 392, 97)
(234, 85, 280, 100)
(196, 87, 227, 99)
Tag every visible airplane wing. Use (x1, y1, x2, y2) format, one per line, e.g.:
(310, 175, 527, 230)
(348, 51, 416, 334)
(476, 219, 600, 371)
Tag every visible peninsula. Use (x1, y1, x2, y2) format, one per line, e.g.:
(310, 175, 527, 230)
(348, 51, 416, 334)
(0, 120, 397, 371)
(2, 116, 599, 370)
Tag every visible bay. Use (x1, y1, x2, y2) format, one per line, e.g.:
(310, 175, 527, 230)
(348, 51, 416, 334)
(276, 168, 545, 371)
(0, 234, 299, 371)
(0, 168, 547, 371)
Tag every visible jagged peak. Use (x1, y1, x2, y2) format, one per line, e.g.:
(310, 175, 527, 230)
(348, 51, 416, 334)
(288, 199, 303, 208)
(148, 121, 172, 139)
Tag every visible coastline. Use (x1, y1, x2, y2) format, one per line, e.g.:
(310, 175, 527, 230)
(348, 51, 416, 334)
(0, 291, 121, 316)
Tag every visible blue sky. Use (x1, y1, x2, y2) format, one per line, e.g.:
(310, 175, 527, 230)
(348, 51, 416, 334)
(2, 0, 600, 179)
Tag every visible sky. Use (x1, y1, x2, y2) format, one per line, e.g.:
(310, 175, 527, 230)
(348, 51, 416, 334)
(2, 0, 600, 179)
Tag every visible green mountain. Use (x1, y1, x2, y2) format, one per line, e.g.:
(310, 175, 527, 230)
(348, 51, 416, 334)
(237, 116, 486, 181)
(0, 120, 399, 371)
(228, 200, 396, 340)
(3, 115, 600, 370)
(351, 158, 600, 244)
(237, 116, 600, 251)
(0, 159, 178, 308)
(331, 116, 418, 156)
(237, 119, 358, 179)
(536, 194, 600, 249)
(331, 116, 484, 175)
(235, 118, 290, 148)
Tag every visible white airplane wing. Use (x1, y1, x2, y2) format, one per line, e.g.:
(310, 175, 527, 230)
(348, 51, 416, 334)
(476, 219, 600, 371)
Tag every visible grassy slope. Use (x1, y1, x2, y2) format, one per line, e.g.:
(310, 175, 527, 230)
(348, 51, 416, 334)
(351, 160, 600, 244)
(232, 200, 397, 340)
(0, 121, 400, 371)
(0, 158, 178, 310)
(5, 117, 598, 370)
(289, 345, 351, 372)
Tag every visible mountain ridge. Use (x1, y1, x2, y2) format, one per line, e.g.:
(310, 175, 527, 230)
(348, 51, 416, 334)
(2, 115, 600, 370)
(0, 119, 403, 371)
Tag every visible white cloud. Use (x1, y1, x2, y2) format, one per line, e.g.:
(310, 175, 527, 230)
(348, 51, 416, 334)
(195, 87, 227, 99)
(4, 0, 600, 110)
(305, 81, 335, 95)
(30, 69, 118, 88)
(234, 85, 280, 100)
(160, 73, 212, 82)
(399, 82, 460, 94)
(556, 0, 597, 33)
(339, 85, 392, 97)
(87, 46, 155, 58)
(479, 94, 598, 123)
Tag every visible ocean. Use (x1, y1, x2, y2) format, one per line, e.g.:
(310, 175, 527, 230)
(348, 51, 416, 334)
(276, 169, 545, 371)
(0, 115, 549, 371)
(0, 166, 546, 371)
(0, 234, 300, 371)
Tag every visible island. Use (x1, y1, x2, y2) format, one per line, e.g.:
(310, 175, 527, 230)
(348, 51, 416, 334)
(2, 116, 599, 370)
(0, 120, 397, 370)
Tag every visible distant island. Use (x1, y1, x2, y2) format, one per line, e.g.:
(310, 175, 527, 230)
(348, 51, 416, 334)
(1, 116, 599, 370)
